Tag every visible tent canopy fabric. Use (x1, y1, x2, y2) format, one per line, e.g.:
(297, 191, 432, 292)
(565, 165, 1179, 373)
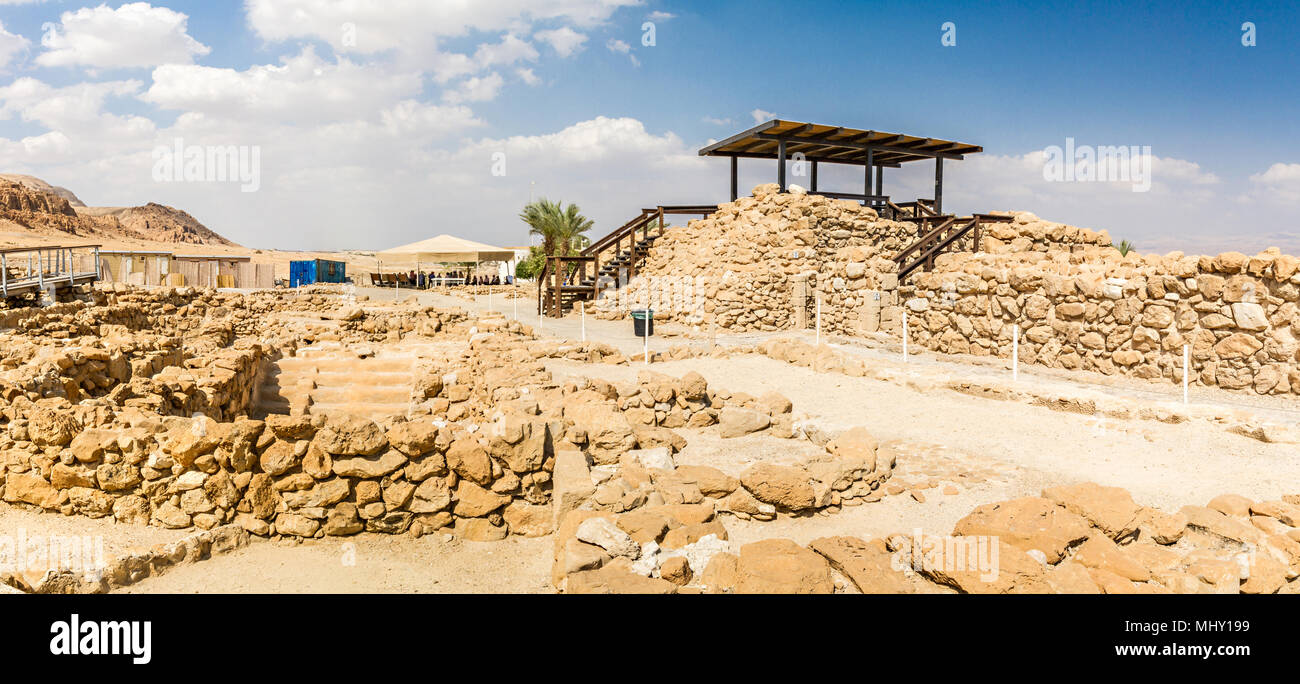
(377, 234, 515, 264)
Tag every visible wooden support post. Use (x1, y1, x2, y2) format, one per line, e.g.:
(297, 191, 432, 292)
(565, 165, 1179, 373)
(729, 156, 738, 201)
(777, 139, 787, 192)
(864, 150, 874, 205)
(934, 157, 944, 215)
(811, 160, 818, 192)
(875, 166, 883, 198)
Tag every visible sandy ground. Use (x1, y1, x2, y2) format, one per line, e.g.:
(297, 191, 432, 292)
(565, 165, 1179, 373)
(121, 534, 553, 594)
(547, 355, 1300, 511)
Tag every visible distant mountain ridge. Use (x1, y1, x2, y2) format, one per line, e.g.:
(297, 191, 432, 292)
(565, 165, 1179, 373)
(0, 174, 236, 246)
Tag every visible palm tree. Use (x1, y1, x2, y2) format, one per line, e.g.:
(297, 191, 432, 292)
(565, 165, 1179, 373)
(519, 198, 594, 256)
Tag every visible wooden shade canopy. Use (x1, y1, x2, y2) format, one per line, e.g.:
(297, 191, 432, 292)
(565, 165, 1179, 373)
(698, 119, 984, 213)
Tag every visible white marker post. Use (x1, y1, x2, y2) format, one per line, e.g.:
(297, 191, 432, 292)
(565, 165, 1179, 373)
(1013, 325, 1019, 381)
(581, 304, 586, 343)
(1183, 344, 1190, 405)
(643, 323, 649, 366)
(488, 283, 493, 311)
(902, 313, 909, 363)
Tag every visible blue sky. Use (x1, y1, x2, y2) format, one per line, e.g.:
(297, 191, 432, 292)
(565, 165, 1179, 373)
(0, 0, 1297, 253)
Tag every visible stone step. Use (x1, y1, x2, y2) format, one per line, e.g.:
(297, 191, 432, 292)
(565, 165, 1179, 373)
(272, 358, 414, 374)
(260, 370, 413, 387)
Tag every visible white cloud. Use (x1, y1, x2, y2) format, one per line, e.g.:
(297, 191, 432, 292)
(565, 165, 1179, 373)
(606, 38, 631, 54)
(429, 33, 538, 84)
(443, 72, 505, 104)
(647, 11, 676, 21)
(0, 21, 30, 69)
(379, 101, 484, 139)
(37, 2, 210, 70)
(751, 108, 774, 123)
(535, 27, 588, 57)
(143, 47, 422, 124)
(1248, 163, 1300, 203)
(475, 33, 538, 68)
(516, 67, 540, 85)
(702, 116, 733, 126)
(245, 0, 636, 54)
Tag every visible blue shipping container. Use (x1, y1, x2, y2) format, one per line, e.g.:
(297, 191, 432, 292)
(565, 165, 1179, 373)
(289, 259, 346, 287)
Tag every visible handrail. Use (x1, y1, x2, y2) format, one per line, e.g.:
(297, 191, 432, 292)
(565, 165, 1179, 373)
(582, 211, 654, 257)
(896, 218, 973, 280)
(542, 203, 719, 317)
(893, 217, 958, 266)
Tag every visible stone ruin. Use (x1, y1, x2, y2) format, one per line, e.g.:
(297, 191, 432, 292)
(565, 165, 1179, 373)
(0, 280, 1296, 594)
(597, 183, 1300, 402)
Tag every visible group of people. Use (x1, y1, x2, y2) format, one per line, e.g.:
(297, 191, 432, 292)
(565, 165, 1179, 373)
(406, 270, 511, 288)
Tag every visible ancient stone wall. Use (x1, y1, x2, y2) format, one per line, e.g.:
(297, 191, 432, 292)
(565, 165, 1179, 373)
(902, 247, 1300, 395)
(604, 184, 912, 331)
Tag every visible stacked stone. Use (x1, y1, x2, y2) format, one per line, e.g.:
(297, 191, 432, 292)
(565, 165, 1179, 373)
(904, 246, 1300, 395)
(608, 184, 917, 331)
(978, 211, 1113, 254)
(0, 405, 557, 542)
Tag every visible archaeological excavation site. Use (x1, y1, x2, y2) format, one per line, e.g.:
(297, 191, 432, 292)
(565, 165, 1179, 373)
(3, 117, 1300, 600)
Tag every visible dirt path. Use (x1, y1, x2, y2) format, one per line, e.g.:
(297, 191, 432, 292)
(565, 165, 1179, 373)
(122, 534, 553, 594)
(546, 354, 1300, 514)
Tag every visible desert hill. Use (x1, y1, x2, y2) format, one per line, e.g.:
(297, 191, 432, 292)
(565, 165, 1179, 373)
(0, 174, 236, 246)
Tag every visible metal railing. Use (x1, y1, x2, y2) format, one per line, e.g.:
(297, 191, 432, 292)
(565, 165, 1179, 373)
(0, 244, 101, 300)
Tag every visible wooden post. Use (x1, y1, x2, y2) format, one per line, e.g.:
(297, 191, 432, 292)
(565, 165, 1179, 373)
(811, 160, 819, 192)
(864, 149, 873, 205)
(729, 156, 738, 201)
(777, 139, 787, 192)
(552, 258, 560, 317)
(934, 157, 944, 215)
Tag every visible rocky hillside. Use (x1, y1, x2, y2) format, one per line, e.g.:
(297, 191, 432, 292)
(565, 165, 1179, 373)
(0, 174, 86, 207)
(0, 175, 235, 246)
(76, 203, 235, 246)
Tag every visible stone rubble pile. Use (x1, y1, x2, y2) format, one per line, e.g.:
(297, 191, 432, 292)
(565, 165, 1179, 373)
(554, 481, 1300, 594)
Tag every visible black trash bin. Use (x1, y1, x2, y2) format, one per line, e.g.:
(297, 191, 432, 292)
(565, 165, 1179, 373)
(631, 308, 654, 337)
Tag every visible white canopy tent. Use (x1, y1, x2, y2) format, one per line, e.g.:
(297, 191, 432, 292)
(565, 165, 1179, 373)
(377, 234, 515, 264)
(375, 234, 515, 286)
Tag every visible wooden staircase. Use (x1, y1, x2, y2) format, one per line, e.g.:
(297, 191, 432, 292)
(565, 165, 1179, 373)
(538, 205, 716, 317)
(893, 212, 1014, 280)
